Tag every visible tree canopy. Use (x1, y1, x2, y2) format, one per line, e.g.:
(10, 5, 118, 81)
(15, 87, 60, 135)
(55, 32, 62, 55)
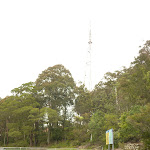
(1, 41, 150, 149)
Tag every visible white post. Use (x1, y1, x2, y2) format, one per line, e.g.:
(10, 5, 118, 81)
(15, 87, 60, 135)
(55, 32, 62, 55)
(112, 144, 114, 150)
(108, 144, 110, 150)
(90, 133, 92, 141)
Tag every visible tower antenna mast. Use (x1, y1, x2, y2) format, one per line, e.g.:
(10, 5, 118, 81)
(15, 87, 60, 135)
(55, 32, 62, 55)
(84, 22, 92, 91)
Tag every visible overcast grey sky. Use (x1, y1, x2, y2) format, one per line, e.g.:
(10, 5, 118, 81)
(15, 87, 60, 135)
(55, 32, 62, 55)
(1, 0, 150, 98)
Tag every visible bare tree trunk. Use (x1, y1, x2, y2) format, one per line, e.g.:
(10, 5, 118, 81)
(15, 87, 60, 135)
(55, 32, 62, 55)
(63, 106, 67, 130)
(6, 119, 9, 145)
(30, 131, 33, 147)
(34, 122, 39, 146)
(47, 126, 50, 145)
(4, 132, 6, 146)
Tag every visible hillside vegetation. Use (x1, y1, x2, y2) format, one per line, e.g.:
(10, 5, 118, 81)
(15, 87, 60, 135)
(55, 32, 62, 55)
(1, 41, 150, 149)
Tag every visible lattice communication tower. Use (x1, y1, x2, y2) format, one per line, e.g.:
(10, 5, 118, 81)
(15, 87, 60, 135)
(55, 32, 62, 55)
(84, 24, 92, 91)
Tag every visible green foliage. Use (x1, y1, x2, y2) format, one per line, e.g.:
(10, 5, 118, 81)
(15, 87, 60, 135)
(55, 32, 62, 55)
(118, 105, 141, 143)
(127, 103, 150, 148)
(88, 110, 118, 145)
(36, 64, 76, 130)
(88, 110, 105, 143)
(1, 42, 150, 148)
(75, 84, 92, 115)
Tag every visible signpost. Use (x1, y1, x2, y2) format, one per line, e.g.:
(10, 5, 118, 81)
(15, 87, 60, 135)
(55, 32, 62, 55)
(106, 129, 114, 150)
